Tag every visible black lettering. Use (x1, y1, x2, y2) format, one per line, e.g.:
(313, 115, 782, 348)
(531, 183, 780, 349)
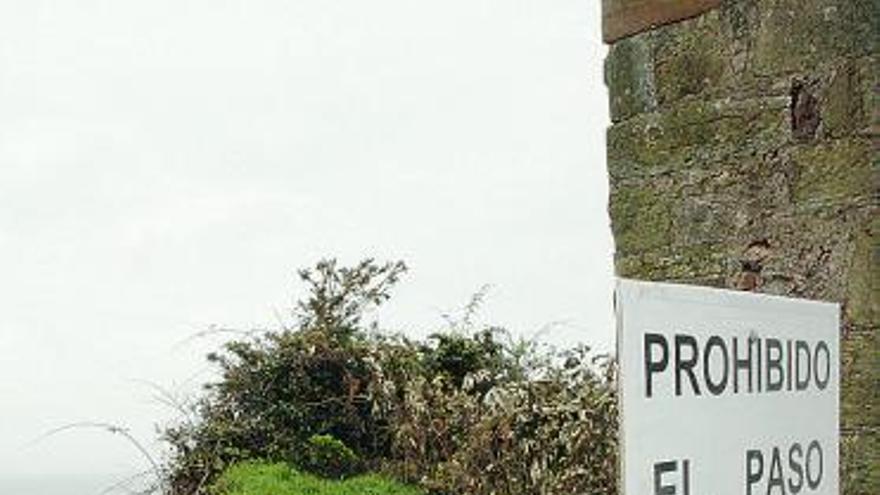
(734, 337, 753, 393)
(766, 338, 784, 392)
(814, 342, 831, 390)
(795, 341, 811, 391)
(747, 450, 764, 495)
(654, 460, 677, 495)
(645, 333, 669, 398)
(806, 441, 823, 489)
(683, 459, 690, 495)
(788, 443, 804, 494)
(704, 336, 729, 395)
(675, 335, 701, 396)
(756, 337, 763, 392)
(767, 447, 786, 495)
(786, 340, 793, 391)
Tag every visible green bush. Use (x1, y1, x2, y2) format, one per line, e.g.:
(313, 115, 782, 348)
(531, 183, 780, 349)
(163, 259, 410, 494)
(162, 259, 618, 495)
(387, 346, 618, 495)
(423, 329, 504, 390)
(299, 435, 363, 480)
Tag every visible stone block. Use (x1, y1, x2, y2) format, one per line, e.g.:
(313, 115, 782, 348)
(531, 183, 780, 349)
(820, 60, 867, 139)
(841, 428, 880, 495)
(602, 0, 722, 43)
(615, 244, 727, 285)
(608, 180, 675, 253)
(750, 0, 871, 78)
(607, 96, 788, 177)
(651, 10, 731, 106)
(845, 215, 879, 327)
(841, 327, 880, 432)
(790, 138, 875, 211)
(605, 33, 656, 123)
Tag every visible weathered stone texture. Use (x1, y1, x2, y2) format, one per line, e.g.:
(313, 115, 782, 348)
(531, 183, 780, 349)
(604, 0, 878, 492)
(602, 0, 722, 43)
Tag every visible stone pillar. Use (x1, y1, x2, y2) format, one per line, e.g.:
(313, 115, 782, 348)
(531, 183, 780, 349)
(602, 0, 877, 492)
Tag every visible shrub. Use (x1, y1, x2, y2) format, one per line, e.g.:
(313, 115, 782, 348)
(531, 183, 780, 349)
(162, 259, 619, 495)
(163, 259, 409, 494)
(299, 435, 363, 480)
(423, 329, 504, 390)
(386, 346, 618, 495)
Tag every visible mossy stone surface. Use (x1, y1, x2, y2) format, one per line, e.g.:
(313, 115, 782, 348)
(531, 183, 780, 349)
(604, 0, 878, 491)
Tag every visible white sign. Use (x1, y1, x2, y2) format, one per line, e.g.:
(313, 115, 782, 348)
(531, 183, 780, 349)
(616, 279, 840, 495)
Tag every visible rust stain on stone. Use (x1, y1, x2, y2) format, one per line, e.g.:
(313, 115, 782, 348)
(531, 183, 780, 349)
(735, 239, 772, 292)
(602, 0, 722, 43)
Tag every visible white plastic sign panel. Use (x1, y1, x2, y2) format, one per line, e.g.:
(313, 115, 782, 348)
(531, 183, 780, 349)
(616, 279, 839, 495)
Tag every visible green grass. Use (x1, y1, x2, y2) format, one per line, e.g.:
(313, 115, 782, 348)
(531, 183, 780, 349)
(212, 461, 425, 495)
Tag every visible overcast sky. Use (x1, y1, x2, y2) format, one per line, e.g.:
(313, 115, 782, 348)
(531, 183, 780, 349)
(0, 0, 610, 484)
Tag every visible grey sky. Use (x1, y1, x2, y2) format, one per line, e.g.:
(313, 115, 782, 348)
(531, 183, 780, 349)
(0, 0, 611, 481)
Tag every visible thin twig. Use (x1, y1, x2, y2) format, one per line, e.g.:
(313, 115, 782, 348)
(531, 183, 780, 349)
(98, 469, 153, 495)
(129, 379, 194, 419)
(172, 324, 263, 351)
(27, 422, 162, 487)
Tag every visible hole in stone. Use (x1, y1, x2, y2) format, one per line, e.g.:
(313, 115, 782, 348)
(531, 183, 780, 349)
(790, 79, 821, 140)
(741, 239, 772, 273)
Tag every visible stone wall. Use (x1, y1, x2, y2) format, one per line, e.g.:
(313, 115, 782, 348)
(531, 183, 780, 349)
(602, 0, 877, 492)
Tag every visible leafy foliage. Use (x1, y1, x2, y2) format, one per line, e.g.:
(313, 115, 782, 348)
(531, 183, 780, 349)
(386, 345, 618, 495)
(296, 259, 407, 340)
(163, 259, 409, 493)
(423, 329, 504, 390)
(162, 259, 618, 495)
(300, 435, 363, 480)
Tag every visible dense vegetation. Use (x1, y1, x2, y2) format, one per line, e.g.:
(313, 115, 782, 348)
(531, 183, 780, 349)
(162, 259, 618, 495)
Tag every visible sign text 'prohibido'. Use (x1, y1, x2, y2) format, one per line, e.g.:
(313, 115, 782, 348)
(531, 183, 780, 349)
(616, 280, 839, 495)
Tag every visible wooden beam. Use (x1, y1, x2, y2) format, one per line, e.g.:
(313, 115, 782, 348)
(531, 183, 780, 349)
(602, 0, 722, 43)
